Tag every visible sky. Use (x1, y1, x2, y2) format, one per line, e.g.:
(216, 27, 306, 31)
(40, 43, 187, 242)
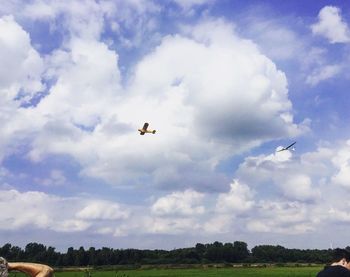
(0, 0, 350, 252)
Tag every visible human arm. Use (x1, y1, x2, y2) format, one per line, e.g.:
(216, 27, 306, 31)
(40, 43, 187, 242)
(7, 262, 54, 277)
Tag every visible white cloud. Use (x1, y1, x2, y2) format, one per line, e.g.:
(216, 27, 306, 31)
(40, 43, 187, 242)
(2, 0, 350, 250)
(2, 18, 302, 192)
(0, 189, 65, 230)
(144, 217, 200, 235)
(244, 18, 306, 62)
(202, 215, 232, 234)
(306, 64, 342, 86)
(95, 227, 114, 235)
(173, 0, 214, 10)
(215, 180, 254, 213)
(232, 140, 350, 236)
(236, 149, 292, 186)
(0, 188, 131, 233)
(2, 0, 162, 50)
(76, 201, 129, 220)
(236, 146, 323, 202)
(0, 15, 44, 97)
(35, 169, 67, 186)
(331, 164, 350, 189)
(329, 207, 350, 223)
(0, 15, 45, 163)
(246, 201, 318, 235)
(279, 174, 319, 202)
(331, 140, 350, 189)
(112, 213, 202, 236)
(18, 0, 107, 40)
(54, 219, 91, 232)
(6, 136, 350, 239)
(311, 6, 350, 43)
(151, 189, 205, 216)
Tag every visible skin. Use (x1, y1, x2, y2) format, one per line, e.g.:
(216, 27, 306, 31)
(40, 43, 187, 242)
(331, 258, 350, 270)
(8, 262, 54, 277)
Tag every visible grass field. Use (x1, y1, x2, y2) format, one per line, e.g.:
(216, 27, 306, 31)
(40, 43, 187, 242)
(9, 266, 324, 277)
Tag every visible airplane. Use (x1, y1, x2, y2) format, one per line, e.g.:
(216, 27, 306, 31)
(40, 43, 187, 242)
(276, 141, 296, 152)
(138, 122, 156, 135)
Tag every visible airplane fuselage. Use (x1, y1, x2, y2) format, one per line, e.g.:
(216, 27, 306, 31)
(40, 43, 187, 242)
(138, 129, 156, 135)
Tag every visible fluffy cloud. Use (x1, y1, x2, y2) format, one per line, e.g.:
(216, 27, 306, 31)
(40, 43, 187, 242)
(232, 140, 350, 235)
(0, 188, 131, 232)
(311, 6, 350, 43)
(279, 174, 319, 202)
(2, 1, 336, 247)
(0, 15, 44, 98)
(173, 0, 214, 10)
(142, 216, 200, 235)
(54, 220, 91, 232)
(246, 201, 318, 235)
(34, 170, 67, 186)
(136, 20, 301, 143)
(7, 0, 112, 40)
(0, 17, 302, 192)
(329, 206, 350, 223)
(77, 201, 129, 220)
(332, 165, 350, 189)
(215, 180, 254, 213)
(151, 189, 205, 216)
(244, 18, 306, 62)
(306, 64, 342, 86)
(0, 190, 52, 230)
(109, 212, 203, 237)
(331, 140, 350, 189)
(202, 215, 232, 234)
(0, 15, 44, 161)
(0, 189, 81, 231)
(1, 0, 162, 51)
(236, 147, 321, 202)
(3, 141, 350, 239)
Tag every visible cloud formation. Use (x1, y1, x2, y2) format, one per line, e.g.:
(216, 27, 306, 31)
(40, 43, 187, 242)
(1, 141, 350, 246)
(215, 180, 254, 213)
(151, 189, 205, 216)
(306, 64, 342, 86)
(1, 0, 350, 250)
(311, 6, 350, 43)
(0, 12, 304, 193)
(0, 15, 44, 161)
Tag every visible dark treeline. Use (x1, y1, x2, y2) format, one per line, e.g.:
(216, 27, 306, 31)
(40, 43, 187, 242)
(0, 241, 336, 267)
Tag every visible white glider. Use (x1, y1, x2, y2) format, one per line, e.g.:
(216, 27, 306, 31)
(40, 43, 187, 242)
(276, 141, 296, 152)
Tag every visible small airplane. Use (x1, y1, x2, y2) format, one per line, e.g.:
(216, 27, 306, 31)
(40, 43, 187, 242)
(276, 141, 296, 152)
(138, 122, 156, 135)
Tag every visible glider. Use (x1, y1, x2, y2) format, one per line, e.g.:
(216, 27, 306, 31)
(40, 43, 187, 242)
(276, 141, 296, 152)
(138, 122, 156, 135)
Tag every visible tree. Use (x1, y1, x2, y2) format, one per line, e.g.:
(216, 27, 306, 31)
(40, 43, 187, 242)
(74, 246, 88, 266)
(63, 247, 75, 266)
(0, 244, 12, 259)
(24, 243, 47, 262)
(233, 241, 249, 262)
(88, 247, 96, 266)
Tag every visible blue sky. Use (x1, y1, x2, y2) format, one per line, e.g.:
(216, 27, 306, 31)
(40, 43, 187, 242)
(0, 0, 350, 252)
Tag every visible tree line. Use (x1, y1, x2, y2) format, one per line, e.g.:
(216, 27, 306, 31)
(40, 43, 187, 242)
(0, 241, 337, 267)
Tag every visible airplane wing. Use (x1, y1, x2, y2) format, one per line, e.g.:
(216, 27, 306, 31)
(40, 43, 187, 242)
(276, 141, 296, 152)
(142, 122, 149, 130)
(285, 142, 296, 149)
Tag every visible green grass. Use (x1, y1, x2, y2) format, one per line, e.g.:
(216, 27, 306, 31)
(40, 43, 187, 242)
(10, 267, 323, 277)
